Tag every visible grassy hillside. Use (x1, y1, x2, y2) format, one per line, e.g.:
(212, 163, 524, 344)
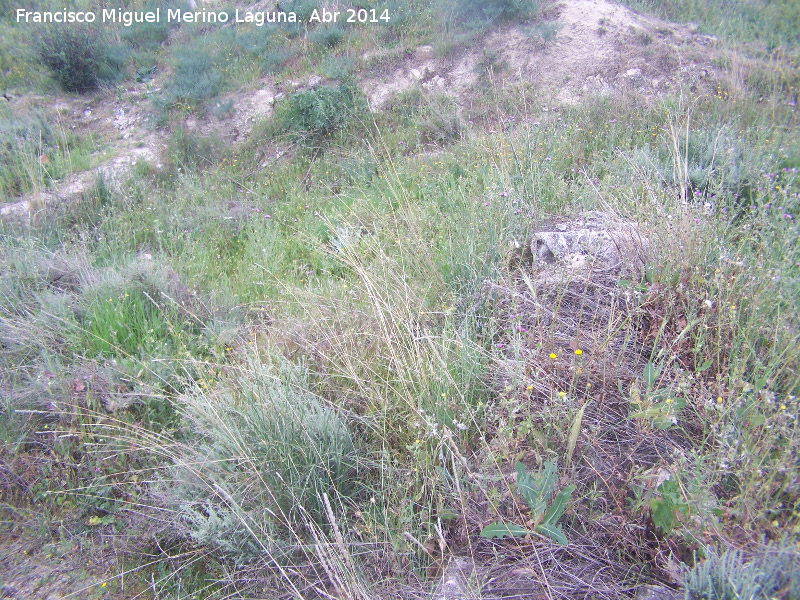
(1, 0, 799, 598)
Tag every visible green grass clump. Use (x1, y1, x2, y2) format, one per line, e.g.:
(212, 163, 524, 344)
(309, 24, 347, 48)
(230, 27, 293, 75)
(0, 109, 100, 198)
(624, 0, 800, 52)
(78, 287, 183, 358)
(118, 2, 175, 51)
(166, 357, 360, 566)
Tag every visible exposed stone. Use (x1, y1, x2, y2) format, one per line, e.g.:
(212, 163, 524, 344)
(518, 212, 647, 283)
(635, 585, 682, 600)
(0, 200, 31, 218)
(432, 558, 478, 600)
(530, 212, 644, 271)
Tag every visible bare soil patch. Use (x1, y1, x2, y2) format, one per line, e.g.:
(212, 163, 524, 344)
(363, 0, 719, 109)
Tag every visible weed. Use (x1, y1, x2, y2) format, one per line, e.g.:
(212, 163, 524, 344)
(379, 0, 416, 41)
(417, 93, 465, 145)
(118, 2, 176, 51)
(481, 459, 575, 544)
(624, 0, 800, 50)
(277, 0, 319, 22)
(165, 126, 217, 173)
(649, 477, 690, 536)
(0, 110, 99, 198)
(475, 48, 507, 87)
(627, 362, 687, 429)
(211, 98, 234, 120)
(523, 19, 562, 44)
(231, 27, 293, 75)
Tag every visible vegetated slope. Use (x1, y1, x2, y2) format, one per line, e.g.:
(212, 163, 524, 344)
(1, 0, 724, 218)
(1, 0, 799, 599)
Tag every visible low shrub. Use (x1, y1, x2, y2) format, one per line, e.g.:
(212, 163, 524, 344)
(118, 2, 175, 51)
(685, 543, 800, 600)
(417, 93, 465, 145)
(165, 126, 217, 172)
(168, 358, 360, 565)
(36, 25, 124, 93)
(0, 112, 53, 196)
(379, 0, 415, 42)
(309, 25, 346, 48)
(232, 28, 293, 75)
(277, 82, 363, 143)
(276, 0, 319, 22)
(0, 111, 99, 197)
(166, 45, 222, 107)
(449, 0, 542, 29)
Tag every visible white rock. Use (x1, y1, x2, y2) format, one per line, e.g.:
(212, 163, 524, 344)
(527, 212, 647, 278)
(0, 200, 30, 217)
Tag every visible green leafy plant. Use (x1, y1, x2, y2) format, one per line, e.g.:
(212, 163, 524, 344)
(481, 459, 575, 545)
(628, 362, 687, 429)
(649, 476, 689, 536)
